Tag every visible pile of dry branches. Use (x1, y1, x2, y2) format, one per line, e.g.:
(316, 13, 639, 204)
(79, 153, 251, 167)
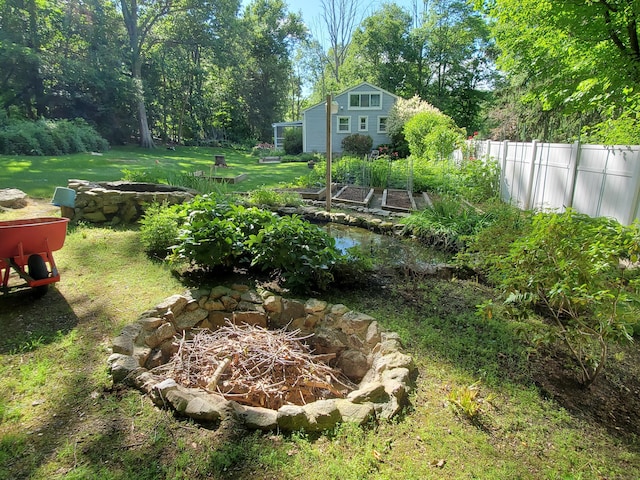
(154, 322, 355, 410)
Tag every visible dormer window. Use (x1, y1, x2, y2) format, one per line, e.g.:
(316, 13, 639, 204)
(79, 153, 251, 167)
(349, 92, 381, 109)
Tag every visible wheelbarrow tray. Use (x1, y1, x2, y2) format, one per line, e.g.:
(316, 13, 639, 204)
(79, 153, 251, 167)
(0, 217, 70, 291)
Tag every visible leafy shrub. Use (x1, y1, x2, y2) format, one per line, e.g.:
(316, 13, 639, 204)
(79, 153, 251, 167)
(0, 118, 108, 155)
(247, 187, 303, 207)
(341, 134, 373, 157)
(404, 111, 465, 160)
(283, 128, 303, 155)
(121, 168, 164, 183)
(458, 157, 501, 203)
(173, 197, 275, 269)
(139, 203, 186, 259)
(246, 215, 340, 291)
(486, 210, 639, 385)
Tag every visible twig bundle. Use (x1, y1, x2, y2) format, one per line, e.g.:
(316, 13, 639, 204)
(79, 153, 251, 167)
(154, 322, 355, 410)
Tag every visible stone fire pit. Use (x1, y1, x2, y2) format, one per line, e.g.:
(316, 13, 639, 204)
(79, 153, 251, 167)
(108, 284, 416, 431)
(65, 179, 196, 224)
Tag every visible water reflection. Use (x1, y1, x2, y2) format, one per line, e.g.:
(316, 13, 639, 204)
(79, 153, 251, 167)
(322, 222, 450, 266)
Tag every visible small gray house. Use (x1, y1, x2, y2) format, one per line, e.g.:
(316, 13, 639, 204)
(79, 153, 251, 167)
(272, 82, 398, 154)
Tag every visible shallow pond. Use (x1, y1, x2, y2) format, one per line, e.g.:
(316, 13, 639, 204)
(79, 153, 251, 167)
(322, 222, 451, 266)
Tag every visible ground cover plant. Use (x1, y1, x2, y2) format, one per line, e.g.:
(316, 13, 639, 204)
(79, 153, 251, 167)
(1, 153, 639, 479)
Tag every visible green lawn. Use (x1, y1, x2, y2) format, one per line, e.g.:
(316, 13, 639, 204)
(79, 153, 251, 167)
(0, 146, 311, 198)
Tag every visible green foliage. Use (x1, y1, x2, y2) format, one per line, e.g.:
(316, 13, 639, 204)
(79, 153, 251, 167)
(404, 110, 466, 160)
(486, 210, 639, 385)
(247, 187, 303, 207)
(172, 196, 276, 269)
(139, 203, 186, 259)
(458, 157, 501, 202)
(447, 382, 484, 420)
(247, 215, 340, 291)
(121, 167, 164, 183)
(171, 195, 341, 292)
(341, 134, 373, 157)
(0, 118, 108, 155)
(283, 128, 303, 155)
(401, 196, 494, 251)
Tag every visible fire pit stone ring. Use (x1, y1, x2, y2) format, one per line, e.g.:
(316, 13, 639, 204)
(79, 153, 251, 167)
(108, 285, 417, 431)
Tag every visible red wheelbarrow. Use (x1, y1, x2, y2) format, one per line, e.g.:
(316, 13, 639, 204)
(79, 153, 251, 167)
(0, 217, 70, 295)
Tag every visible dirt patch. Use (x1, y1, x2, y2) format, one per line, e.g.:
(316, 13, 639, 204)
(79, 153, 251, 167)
(333, 186, 372, 203)
(530, 344, 640, 439)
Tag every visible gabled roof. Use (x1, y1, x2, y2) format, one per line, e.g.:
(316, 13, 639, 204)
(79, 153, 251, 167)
(302, 82, 399, 114)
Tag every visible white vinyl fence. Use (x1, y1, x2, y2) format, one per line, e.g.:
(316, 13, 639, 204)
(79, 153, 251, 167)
(464, 140, 640, 225)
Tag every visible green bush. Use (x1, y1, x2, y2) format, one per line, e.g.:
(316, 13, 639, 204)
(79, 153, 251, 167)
(246, 215, 340, 291)
(404, 110, 465, 160)
(485, 210, 639, 386)
(247, 187, 303, 207)
(0, 118, 108, 155)
(139, 203, 186, 259)
(341, 134, 373, 157)
(283, 128, 303, 155)
(172, 197, 275, 269)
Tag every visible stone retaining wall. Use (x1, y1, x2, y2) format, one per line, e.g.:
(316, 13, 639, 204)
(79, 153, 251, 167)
(108, 284, 417, 431)
(65, 179, 196, 224)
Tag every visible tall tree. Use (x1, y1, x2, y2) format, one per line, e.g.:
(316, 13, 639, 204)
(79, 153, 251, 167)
(242, 0, 306, 141)
(479, 0, 640, 136)
(119, 0, 181, 147)
(318, 0, 362, 84)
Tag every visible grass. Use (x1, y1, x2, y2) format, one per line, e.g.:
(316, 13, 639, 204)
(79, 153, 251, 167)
(0, 150, 639, 479)
(0, 146, 310, 199)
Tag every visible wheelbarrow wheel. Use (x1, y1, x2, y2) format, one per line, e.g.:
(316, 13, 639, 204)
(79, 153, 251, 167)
(28, 254, 49, 297)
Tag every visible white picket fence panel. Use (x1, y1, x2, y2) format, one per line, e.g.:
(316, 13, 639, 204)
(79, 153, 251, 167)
(460, 140, 640, 225)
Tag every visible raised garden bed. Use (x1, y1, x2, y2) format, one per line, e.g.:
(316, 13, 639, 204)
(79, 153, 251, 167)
(332, 185, 374, 207)
(279, 185, 338, 201)
(382, 189, 417, 213)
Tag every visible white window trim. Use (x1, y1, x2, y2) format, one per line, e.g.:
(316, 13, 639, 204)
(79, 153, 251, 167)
(358, 116, 368, 132)
(348, 91, 383, 110)
(377, 116, 388, 134)
(337, 116, 351, 133)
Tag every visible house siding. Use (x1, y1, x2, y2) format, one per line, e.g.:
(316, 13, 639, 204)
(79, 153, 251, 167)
(302, 83, 396, 154)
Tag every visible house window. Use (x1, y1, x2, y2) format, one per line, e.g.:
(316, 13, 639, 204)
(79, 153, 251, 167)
(378, 116, 388, 133)
(359, 116, 368, 132)
(349, 92, 382, 109)
(337, 116, 351, 133)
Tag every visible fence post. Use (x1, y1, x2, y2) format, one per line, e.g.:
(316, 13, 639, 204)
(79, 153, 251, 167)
(564, 140, 581, 209)
(627, 148, 640, 224)
(524, 140, 538, 210)
(500, 140, 509, 202)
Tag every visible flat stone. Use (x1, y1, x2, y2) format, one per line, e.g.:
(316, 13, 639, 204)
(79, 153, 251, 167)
(155, 294, 189, 317)
(0, 188, 27, 208)
(233, 404, 278, 430)
(107, 354, 142, 383)
(233, 311, 267, 328)
(337, 349, 370, 382)
(174, 308, 208, 330)
(337, 311, 375, 336)
(305, 298, 327, 313)
(139, 317, 164, 331)
(185, 396, 224, 422)
(240, 291, 262, 304)
(303, 399, 341, 431)
(210, 286, 231, 299)
(144, 322, 176, 348)
(335, 399, 375, 425)
(277, 404, 311, 431)
(112, 334, 134, 356)
(347, 382, 388, 404)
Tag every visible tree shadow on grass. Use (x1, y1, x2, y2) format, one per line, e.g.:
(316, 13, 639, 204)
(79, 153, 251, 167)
(0, 286, 78, 354)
